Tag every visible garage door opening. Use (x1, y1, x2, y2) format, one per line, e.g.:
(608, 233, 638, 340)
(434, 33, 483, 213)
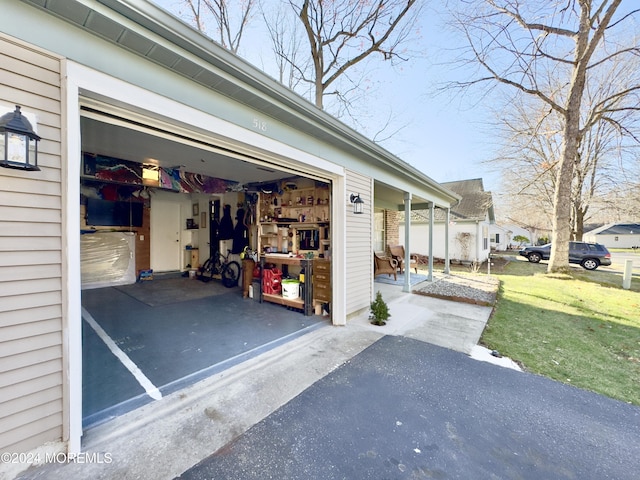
(79, 111, 334, 429)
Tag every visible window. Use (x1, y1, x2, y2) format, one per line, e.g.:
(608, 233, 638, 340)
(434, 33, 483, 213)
(571, 242, 587, 251)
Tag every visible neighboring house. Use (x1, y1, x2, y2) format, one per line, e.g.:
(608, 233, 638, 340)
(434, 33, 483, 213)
(489, 224, 512, 251)
(583, 223, 640, 248)
(497, 223, 550, 247)
(0, 0, 458, 459)
(498, 224, 536, 247)
(399, 178, 495, 263)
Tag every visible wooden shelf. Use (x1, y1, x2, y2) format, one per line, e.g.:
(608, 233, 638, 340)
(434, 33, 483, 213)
(262, 293, 304, 308)
(259, 256, 314, 315)
(261, 221, 329, 227)
(263, 254, 308, 266)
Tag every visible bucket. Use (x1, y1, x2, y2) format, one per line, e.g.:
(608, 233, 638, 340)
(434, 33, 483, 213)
(189, 269, 197, 279)
(281, 279, 300, 299)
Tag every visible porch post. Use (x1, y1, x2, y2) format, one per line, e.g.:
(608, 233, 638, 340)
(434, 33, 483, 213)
(403, 192, 412, 292)
(476, 220, 481, 263)
(428, 202, 434, 282)
(444, 207, 450, 274)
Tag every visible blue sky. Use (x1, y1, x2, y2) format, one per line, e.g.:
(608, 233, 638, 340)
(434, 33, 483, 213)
(152, 1, 500, 191)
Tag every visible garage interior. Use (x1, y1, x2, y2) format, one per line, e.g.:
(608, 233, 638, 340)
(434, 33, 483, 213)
(79, 108, 333, 428)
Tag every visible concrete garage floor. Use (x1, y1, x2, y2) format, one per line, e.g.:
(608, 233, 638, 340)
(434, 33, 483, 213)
(81, 276, 326, 428)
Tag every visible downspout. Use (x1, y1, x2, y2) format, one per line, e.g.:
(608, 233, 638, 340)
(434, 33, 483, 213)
(403, 192, 411, 292)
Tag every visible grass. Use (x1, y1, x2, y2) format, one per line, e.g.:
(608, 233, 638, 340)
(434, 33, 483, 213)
(480, 256, 640, 406)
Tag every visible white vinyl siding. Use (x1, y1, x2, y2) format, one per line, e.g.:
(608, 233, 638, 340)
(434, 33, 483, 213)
(0, 34, 63, 454)
(345, 170, 373, 317)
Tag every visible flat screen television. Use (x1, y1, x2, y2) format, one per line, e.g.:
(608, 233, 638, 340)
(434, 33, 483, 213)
(86, 198, 143, 227)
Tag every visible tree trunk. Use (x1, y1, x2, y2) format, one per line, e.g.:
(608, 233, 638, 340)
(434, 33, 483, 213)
(315, 73, 323, 108)
(548, 80, 586, 272)
(573, 201, 585, 241)
(548, 136, 577, 272)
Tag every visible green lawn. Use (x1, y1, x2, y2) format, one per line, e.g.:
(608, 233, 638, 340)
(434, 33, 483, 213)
(481, 257, 640, 405)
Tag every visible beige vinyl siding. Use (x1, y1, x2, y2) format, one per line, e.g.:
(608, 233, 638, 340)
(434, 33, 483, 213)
(0, 34, 63, 453)
(345, 170, 373, 316)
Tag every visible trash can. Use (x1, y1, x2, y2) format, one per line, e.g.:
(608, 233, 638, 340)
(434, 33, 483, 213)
(252, 279, 261, 302)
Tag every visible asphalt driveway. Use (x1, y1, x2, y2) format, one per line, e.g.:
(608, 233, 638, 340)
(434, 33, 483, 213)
(178, 336, 640, 480)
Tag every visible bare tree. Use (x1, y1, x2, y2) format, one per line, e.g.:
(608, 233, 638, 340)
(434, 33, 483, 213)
(291, 0, 422, 109)
(260, 2, 307, 90)
(493, 99, 559, 226)
(447, 0, 640, 273)
(491, 75, 639, 241)
(177, 0, 256, 53)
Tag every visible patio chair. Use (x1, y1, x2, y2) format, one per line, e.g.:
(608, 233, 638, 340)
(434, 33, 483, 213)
(387, 245, 418, 274)
(374, 252, 398, 281)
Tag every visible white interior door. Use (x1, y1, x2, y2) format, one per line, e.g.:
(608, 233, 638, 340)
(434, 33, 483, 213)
(150, 195, 182, 272)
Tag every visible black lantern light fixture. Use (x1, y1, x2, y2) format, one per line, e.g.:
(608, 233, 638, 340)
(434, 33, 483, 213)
(0, 105, 41, 171)
(350, 193, 364, 214)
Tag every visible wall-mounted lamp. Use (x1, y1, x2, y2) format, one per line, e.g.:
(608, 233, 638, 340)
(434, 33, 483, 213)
(0, 105, 40, 171)
(350, 193, 364, 214)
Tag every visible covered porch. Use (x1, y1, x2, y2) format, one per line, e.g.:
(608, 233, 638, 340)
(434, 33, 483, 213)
(373, 180, 459, 292)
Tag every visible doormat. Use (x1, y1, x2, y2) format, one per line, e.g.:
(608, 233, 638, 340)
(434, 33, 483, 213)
(114, 276, 230, 306)
(374, 273, 429, 286)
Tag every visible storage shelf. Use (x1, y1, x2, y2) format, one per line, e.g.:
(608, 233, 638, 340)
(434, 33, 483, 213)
(260, 256, 314, 315)
(262, 293, 304, 308)
(261, 221, 329, 226)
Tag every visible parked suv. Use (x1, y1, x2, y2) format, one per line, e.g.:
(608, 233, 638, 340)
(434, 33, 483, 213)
(519, 242, 612, 270)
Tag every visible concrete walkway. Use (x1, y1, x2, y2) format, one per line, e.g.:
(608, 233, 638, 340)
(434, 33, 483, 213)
(9, 287, 499, 480)
(358, 282, 492, 354)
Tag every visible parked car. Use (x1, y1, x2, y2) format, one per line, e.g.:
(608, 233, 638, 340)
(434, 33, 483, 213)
(519, 242, 612, 270)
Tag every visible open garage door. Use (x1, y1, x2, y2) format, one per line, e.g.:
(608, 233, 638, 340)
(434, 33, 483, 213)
(79, 101, 335, 428)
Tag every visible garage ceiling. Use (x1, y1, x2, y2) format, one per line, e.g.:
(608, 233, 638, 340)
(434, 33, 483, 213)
(80, 116, 293, 186)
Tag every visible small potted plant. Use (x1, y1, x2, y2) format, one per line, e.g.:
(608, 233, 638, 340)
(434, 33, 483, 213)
(369, 291, 390, 326)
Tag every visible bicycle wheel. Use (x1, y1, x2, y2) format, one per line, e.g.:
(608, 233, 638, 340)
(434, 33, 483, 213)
(198, 258, 216, 283)
(221, 260, 240, 288)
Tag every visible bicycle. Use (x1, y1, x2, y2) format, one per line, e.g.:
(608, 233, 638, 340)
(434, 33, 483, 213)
(197, 249, 241, 288)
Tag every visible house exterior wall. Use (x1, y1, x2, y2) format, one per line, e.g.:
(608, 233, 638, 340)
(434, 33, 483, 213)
(489, 225, 511, 251)
(400, 219, 492, 262)
(0, 34, 64, 454)
(583, 233, 640, 249)
(345, 170, 373, 318)
(502, 224, 536, 245)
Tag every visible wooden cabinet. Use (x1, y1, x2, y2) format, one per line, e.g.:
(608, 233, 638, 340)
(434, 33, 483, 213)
(313, 259, 331, 308)
(242, 258, 256, 298)
(184, 247, 199, 269)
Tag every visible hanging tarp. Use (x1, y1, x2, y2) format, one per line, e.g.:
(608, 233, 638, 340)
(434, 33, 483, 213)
(83, 152, 237, 193)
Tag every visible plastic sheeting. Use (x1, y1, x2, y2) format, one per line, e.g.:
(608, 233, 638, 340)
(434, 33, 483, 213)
(81, 231, 136, 289)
